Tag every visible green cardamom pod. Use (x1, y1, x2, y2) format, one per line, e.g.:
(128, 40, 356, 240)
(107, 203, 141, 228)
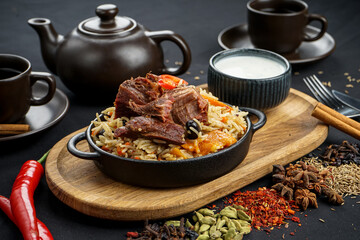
(164, 220, 180, 227)
(210, 230, 222, 239)
(196, 211, 204, 222)
(220, 207, 238, 219)
(193, 215, 198, 222)
(209, 225, 216, 235)
(197, 235, 210, 240)
(232, 219, 243, 231)
(237, 219, 251, 227)
(198, 208, 215, 216)
(194, 222, 200, 233)
(219, 227, 228, 234)
(200, 216, 217, 225)
(185, 219, 193, 229)
(224, 228, 236, 240)
(199, 224, 210, 233)
(226, 220, 236, 230)
(202, 230, 209, 236)
(237, 210, 251, 222)
(234, 233, 244, 240)
(239, 225, 251, 235)
(216, 219, 226, 230)
(232, 204, 248, 212)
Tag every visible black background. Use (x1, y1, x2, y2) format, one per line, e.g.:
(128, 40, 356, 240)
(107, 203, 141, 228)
(0, 0, 359, 239)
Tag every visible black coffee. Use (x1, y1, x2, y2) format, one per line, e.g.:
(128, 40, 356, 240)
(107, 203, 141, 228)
(260, 7, 299, 13)
(0, 68, 21, 80)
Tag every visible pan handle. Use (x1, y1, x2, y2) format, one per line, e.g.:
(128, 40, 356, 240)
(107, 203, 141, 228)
(67, 132, 101, 160)
(241, 107, 266, 132)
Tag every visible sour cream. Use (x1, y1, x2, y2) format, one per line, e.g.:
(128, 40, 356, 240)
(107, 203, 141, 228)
(214, 56, 285, 79)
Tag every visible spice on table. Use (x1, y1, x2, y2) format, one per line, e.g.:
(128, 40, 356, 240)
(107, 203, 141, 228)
(9, 151, 50, 240)
(0, 124, 30, 135)
(126, 217, 198, 240)
(224, 187, 296, 231)
(294, 189, 318, 210)
(304, 155, 360, 197)
(189, 206, 252, 239)
(0, 195, 53, 240)
(311, 102, 360, 140)
(319, 140, 360, 166)
(271, 160, 344, 210)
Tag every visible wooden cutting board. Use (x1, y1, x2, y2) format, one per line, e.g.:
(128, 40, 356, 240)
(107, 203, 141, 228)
(45, 88, 328, 221)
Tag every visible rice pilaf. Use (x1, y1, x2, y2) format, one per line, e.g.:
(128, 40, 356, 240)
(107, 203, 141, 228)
(91, 88, 248, 161)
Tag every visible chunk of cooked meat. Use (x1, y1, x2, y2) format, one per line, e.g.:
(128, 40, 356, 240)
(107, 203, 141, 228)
(167, 87, 208, 125)
(128, 95, 174, 122)
(113, 74, 209, 145)
(114, 77, 163, 118)
(114, 116, 185, 145)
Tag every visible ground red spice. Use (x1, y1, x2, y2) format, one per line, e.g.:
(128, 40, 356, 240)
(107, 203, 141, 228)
(291, 217, 300, 223)
(224, 187, 298, 231)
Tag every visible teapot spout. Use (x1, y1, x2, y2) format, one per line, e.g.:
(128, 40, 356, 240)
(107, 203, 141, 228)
(28, 18, 64, 74)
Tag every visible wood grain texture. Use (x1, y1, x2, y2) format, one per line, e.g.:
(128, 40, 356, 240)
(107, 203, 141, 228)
(45, 88, 328, 221)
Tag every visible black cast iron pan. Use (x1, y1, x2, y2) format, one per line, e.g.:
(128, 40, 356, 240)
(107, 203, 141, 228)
(67, 107, 266, 188)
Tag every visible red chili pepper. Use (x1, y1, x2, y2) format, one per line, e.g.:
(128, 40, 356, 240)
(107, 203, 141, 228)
(158, 74, 188, 90)
(9, 152, 49, 240)
(0, 195, 53, 240)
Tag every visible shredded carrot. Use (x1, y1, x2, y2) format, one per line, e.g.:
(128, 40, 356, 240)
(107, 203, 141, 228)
(170, 147, 187, 159)
(101, 146, 109, 151)
(116, 146, 124, 155)
(221, 116, 228, 123)
(200, 94, 233, 110)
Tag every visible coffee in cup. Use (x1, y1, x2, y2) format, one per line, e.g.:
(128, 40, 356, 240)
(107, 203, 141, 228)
(247, 0, 328, 54)
(0, 54, 56, 123)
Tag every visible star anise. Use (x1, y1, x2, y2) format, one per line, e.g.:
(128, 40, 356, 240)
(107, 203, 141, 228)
(298, 161, 319, 173)
(271, 182, 294, 201)
(272, 164, 285, 175)
(308, 182, 326, 195)
(294, 189, 318, 210)
(286, 163, 302, 177)
(292, 170, 319, 188)
(322, 187, 344, 205)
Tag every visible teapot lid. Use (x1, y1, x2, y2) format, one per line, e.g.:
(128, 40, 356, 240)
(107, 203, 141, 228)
(78, 4, 136, 36)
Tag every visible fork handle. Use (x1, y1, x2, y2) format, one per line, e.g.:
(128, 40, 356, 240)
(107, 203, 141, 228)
(312, 102, 360, 140)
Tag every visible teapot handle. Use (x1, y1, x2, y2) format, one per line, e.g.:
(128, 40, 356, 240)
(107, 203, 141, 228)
(145, 30, 191, 75)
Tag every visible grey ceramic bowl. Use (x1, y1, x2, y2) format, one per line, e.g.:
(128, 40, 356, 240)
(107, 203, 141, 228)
(208, 48, 291, 109)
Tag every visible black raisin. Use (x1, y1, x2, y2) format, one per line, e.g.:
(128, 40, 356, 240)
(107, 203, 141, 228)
(186, 120, 201, 140)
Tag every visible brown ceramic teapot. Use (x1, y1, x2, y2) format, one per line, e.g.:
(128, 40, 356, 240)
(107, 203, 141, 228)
(28, 4, 191, 99)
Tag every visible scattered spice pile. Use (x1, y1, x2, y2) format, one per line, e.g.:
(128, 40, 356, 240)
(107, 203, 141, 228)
(126, 218, 198, 240)
(188, 206, 252, 240)
(271, 161, 344, 210)
(304, 157, 360, 197)
(224, 187, 296, 231)
(300, 141, 360, 198)
(319, 140, 360, 166)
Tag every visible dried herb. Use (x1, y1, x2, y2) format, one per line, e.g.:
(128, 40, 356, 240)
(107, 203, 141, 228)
(224, 187, 297, 231)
